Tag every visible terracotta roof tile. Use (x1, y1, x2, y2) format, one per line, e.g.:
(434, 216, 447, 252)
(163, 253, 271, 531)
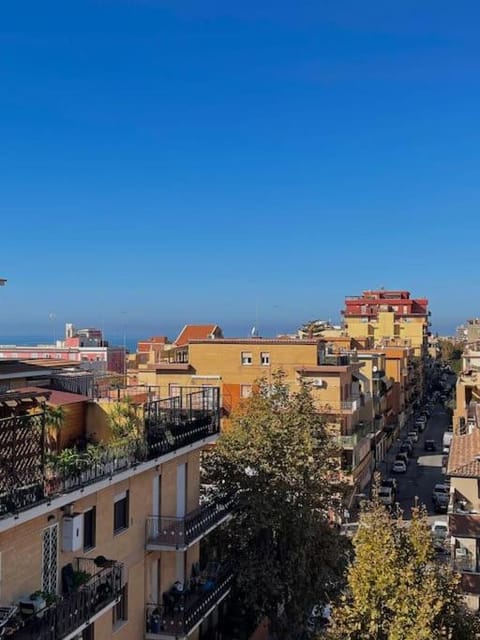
(174, 325, 220, 347)
(450, 513, 480, 538)
(447, 429, 480, 477)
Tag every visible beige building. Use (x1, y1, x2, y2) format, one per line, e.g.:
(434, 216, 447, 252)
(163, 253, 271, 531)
(448, 429, 480, 610)
(0, 385, 229, 640)
(134, 333, 376, 496)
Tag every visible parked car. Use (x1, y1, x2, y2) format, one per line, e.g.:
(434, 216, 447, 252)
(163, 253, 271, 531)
(396, 452, 409, 466)
(433, 483, 449, 501)
(431, 520, 449, 541)
(381, 478, 397, 493)
(393, 460, 407, 474)
(424, 439, 435, 452)
(415, 419, 426, 432)
(408, 431, 419, 443)
(400, 442, 413, 457)
(379, 486, 394, 506)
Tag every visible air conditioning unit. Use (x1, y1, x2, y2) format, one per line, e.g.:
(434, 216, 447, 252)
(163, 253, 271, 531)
(62, 513, 83, 552)
(312, 379, 324, 387)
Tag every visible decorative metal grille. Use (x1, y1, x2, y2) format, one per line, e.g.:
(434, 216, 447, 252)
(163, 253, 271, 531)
(0, 412, 45, 515)
(42, 523, 58, 594)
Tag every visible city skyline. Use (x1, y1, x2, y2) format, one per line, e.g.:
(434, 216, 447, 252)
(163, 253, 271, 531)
(2, 2, 480, 335)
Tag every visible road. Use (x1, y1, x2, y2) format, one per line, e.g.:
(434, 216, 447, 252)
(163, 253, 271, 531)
(383, 402, 449, 526)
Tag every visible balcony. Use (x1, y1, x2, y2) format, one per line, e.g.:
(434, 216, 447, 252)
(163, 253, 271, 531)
(145, 564, 233, 639)
(319, 352, 358, 366)
(453, 556, 480, 574)
(146, 497, 233, 550)
(316, 398, 360, 414)
(336, 421, 373, 449)
(0, 388, 220, 519)
(11, 558, 123, 640)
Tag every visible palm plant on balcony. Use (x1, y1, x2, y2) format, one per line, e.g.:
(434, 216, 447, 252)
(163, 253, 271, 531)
(45, 405, 66, 453)
(108, 397, 145, 459)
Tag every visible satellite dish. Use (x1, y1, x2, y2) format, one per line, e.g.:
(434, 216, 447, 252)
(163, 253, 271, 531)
(373, 366, 378, 372)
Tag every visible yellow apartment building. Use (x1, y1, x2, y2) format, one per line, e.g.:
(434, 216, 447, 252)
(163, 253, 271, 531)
(0, 385, 230, 640)
(134, 336, 376, 496)
(342, 289, 430, 359)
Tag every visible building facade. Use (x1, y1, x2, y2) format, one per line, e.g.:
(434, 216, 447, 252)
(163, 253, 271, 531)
(0, 324, 125, 374)
(448, 429, 480, 611)
(133, 334, 377, 499)
(342, 289, 430, 358)
(0, 385, 229, 640)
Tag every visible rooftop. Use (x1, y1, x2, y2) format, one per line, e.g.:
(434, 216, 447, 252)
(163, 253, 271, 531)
(174, 324, 222, 347)
(447, 429, 480, 477)
(190, 338, 320, 345)
(14, 386, 90, 405)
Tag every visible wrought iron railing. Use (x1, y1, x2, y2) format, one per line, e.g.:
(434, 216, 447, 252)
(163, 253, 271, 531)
(0, 388, 220, 517)
(12, 559, 123, 640)
(453, 556, 480, 573)
(146, 564, 233, 637)
(146, 496, 233, 548)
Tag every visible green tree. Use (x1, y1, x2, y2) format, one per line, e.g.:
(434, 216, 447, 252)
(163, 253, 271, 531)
(205, 372, 349, 639)
(328, 485, 480, 640)
(438, 338, 463, 374)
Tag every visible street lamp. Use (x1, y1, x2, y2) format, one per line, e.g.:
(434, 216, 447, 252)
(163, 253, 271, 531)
(121, 311, 127, 388)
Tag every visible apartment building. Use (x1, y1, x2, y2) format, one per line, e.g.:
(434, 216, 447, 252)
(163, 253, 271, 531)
(342, 289, 430, 359)
(448, 429, 480, 611)
(454, 369, 480, 435)
(133, 332, 376, 496)
(466, 320, 480, 344)
(0, 384, 230, 640)
(0, 325, 125, 374)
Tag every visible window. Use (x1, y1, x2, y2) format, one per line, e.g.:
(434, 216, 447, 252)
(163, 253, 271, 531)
(169, 384, 181, 397)
(260, 352, 270, 366)
(83, 507, 96, 551)
(112, 584, 128, 627)
(241, 352, 252, 365)
(113, 491, 129, 534)
(241, 384, 252, 398)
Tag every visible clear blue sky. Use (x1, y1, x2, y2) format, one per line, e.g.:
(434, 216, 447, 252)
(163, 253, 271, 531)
(1, 0, 479, 340)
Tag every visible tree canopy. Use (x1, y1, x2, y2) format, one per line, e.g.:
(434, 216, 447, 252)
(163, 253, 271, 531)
(328, 483, 480, 640)
(204, 372, 349, 638)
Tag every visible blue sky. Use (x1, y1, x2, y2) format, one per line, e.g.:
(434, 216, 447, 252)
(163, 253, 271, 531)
(1, 0, 480, 340)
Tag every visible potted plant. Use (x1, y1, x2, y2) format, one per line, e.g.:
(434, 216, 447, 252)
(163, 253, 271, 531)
(72, 570, 92, 589)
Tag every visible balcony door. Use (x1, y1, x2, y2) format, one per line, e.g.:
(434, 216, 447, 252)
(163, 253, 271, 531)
(41, 523, 59, 594)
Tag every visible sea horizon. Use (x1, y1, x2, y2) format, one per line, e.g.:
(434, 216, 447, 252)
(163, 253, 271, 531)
(0, 334, 140, 352)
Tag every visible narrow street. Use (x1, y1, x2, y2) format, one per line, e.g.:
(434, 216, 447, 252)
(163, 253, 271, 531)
(388, 402, 449, 526)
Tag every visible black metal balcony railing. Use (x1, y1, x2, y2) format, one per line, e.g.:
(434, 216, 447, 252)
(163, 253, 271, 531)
(146, 496, 233, 549)
(12, 559, 123, 640)
(0, 388, 220, 518)
(146, 564, 233, 637)
(453, 557, 480, 573)
(319, 353, 358, 366)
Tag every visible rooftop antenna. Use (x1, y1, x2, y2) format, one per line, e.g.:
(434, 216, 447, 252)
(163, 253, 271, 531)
(251, 297, 259, 337)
